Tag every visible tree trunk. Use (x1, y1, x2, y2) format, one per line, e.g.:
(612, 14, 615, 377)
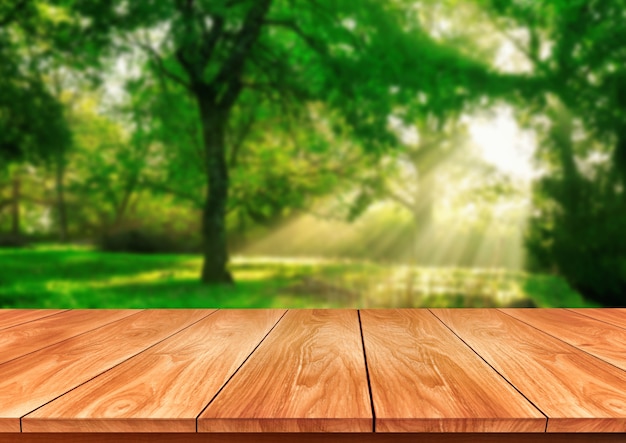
(11, 175, 20, 237)
(198, 96, 233, 284)
(112, 179, 137, 230)
(170, 0, 271, 284)
(411, 196, 434, 263)
(613, 133, 626, 196)
(550, 103, 582, 211)
(55, 152, 68, 242)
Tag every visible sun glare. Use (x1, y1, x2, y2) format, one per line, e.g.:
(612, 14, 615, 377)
(465, 107, 536, 181)
(242, 106, 535, 271)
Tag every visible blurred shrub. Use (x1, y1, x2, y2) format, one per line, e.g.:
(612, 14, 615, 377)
(0, 234, 29, 248)
(526, 175, 626, 307)
(98, 228, 200, 254)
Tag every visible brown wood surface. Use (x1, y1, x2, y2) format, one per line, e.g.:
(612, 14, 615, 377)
(431, 309, 626, 433)
(0, 309, 212, 433)
(0, 310, 137, 365)
(0, 310, 67, 330)
(0, 308, 625, 436)
(360, 309, 545, 432)
(23, 310, 285, 433)
(569, 308, 626, 330)
(198, 309, 372, 433)
(1, 433, 625, 443)
(501, 308, 626, 371)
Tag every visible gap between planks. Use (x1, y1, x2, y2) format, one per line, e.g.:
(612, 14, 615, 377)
(194, 309, 289, 432)
(426, 308, 549, 432)
(498, 309, 626, 376)
(357, 310, 377, 433)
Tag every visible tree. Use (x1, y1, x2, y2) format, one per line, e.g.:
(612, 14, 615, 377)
(0, 1, 71, 163)
(0, 1, 72, 240)
(49, 0, 503, 284)
(130, 71, 369, 248)
(344, 117, 471, 258)
(481, 0, 626, 305)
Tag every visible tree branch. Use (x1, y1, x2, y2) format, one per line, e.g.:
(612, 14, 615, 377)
(213, 0, 273, 110)
(228, 104, 256, 168)
(18, 195, 54, 206)
(487, 15, 551, 76)
(0, 199, 13, 211)
(198, 14, 225, 68)
(140, 179, 204, 207)
(262, 17, 357, 112)
(263, 19, 329, 57)
(385, 187, 416, 213)
(133, 39, 191, 90)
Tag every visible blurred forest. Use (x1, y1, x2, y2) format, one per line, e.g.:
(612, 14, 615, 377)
(1, 0, 625, 307)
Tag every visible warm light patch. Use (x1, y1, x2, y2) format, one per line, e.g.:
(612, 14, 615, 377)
(465, 107, 536, 181)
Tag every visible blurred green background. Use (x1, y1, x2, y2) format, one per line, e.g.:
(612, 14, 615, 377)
(1, 0, 623, 308)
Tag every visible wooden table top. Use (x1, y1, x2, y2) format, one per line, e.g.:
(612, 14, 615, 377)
(0, 308, 625, 438)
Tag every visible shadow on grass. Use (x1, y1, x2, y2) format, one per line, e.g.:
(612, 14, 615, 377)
(0, 248, 196, 285)
(5, 278, 326, 309)
(0, 247, 348, 308)
(98, 279, 285, 308)
(0, 292, 39, 307)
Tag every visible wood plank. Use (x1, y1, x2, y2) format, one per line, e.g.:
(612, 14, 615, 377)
(0, 310, 68, 330)
(23, 309, 285, 433)
(1, 434, 626, 443)
(198, 309, 371, 433)
(360, 309, 545, 432)
(569, 308, 626, 330)
(0, 309, 213, 433)
(431, 309, 626, 433)
(501, 309, 626, 371)
(0, 310, 138, 364)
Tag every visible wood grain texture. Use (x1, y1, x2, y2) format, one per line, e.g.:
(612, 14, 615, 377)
(360, 309, 545, 433)
(0, 309, 212, 433)
(1, 434, 626, 443)
(569, 308, 626, 330)
(501, 309, 626, 371)
(198, 309, 371, 433)
(0, 310, 138, 364)
(23, 309, 285, 433)
(0, 310, 68, 330)
(431, 309, 626, 433)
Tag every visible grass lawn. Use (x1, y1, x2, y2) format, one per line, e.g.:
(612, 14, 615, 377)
(0, 244, 600, 309)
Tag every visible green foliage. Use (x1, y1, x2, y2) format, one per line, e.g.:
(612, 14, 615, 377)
(0, 77, 69, 164)
(0, 51, 70, 166)
(527, 193, 626, 306)
(128, 63, 373, 227)
(56, 94, 135, 233)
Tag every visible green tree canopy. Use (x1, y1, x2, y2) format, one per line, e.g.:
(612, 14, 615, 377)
(11, 0, 514, 284)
